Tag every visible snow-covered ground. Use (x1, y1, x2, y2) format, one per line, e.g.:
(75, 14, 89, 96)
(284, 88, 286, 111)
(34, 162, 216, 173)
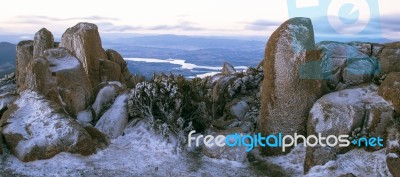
(0, 121, 392, 177)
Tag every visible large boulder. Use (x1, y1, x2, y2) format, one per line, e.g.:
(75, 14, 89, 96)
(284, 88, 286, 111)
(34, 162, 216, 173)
(95, 93, 129, 139)
(105, 49, 132, 82)
(0, 91, 100, 162)
(378, 72, 400, 113)
(259, 17, 326, 155)
(16, 40, 33, 90)
(44, 48, 93, 117)
(33, 28, 54, 58)
(308, 85, 394, 146)
(99, 59, 121, 82)
(24, 57, 57, 98)
(379, 43, 400, 74)
(317, 41, 380, 90)
(60, 22, 107, 89)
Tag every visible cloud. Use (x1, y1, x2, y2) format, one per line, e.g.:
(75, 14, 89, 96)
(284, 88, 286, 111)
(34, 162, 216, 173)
(148, 21, 204, 31)
(98, 21, 205, 32)
(13, 15, 118, 24)
(97, 22, 142, 32)
(245, 19, 283, 31)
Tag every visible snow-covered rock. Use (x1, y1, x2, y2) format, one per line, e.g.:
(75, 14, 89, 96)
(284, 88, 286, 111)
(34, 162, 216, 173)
(306, 149, 392, 177)
(259, 17, 326, 155)
(95, 93, 129, 139)
(44, 47, 93, 116)
(92, 84, 121, 119)
(317, 41, 379, 90)
(308, 84, 393, 142)
(0, 90, 100, 162)
(202, 127, 248, 162)
(60, 22, 108, 88)
(33, 28, 54, 58)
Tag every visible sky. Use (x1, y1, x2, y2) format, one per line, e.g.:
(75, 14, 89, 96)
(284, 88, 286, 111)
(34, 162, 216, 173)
(0, 0, 399, 40)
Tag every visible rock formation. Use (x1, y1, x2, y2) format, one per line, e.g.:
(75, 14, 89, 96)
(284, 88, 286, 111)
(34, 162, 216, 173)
(378, 72, 400, 113)
(16, 40, 33, 90)
(259, 17, 326, 155)
(60, 22, 107, 89)
(33, 28, 54, 58)
(0, 23, 132, 162)
(379, 42, 400, 74)
(0, 91, 99, 162)
(317, 41, 380, 90)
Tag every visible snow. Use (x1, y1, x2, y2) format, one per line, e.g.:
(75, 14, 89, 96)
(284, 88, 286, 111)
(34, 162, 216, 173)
(0, 121, 264, 176)
(76, 109, 93, 125)
(92, 85, 119, 117)
(46, 52, 81, 72)
(95, 93, 129, 139)
(2, 90, 82, 160)
(0, 120, 395, 176)
(306, 149, 392, 177)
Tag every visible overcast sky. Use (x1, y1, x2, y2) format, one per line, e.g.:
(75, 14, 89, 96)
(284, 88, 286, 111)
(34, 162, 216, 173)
(0, 0, 399, 40)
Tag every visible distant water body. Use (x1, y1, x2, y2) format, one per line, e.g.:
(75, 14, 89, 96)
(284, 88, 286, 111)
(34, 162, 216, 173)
(124, 58, 247, 79)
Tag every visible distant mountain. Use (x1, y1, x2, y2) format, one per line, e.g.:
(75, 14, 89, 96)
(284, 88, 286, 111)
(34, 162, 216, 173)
(0, 42, 16, 77)
(106, 34, 266, 51)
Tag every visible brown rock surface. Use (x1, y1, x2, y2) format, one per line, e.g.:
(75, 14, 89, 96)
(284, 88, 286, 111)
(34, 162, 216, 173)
(60, 22, 107, 89)
(16, 40, 33, 90)
(259, 17, 326, 155)
(33, 28, 54, 58)
(44, 47, 93, 116)
(378, 72, 400, 113)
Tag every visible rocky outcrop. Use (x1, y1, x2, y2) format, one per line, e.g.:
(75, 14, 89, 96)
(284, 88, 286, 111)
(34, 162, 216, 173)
(317, 41, 380, 90)
(378, 72, 400, 113)
(221, 62, 236, 75)
(308, 85, 393, 148)
(24, 57, 57, 98)
(44, 48, 93, 116)
(259, 17, 326, 155)
(379, 43, 400, 74)
(33, 28, 54, 58)
(99, 59, 121, 82)
(305, 85, 394, 171)
(60, 22, 107, 88)
(106, 49, 132, 82)
(95, 93, 129, 139)
(0, 91, 101, 162)
(16, 41, 33, 90)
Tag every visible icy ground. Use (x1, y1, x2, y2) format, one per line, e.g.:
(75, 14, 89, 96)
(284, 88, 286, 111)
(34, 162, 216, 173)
(0, 122, 392, 177)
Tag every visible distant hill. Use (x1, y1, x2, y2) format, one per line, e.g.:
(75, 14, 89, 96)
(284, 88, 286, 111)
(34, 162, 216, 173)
(0, 42, 16, 77)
